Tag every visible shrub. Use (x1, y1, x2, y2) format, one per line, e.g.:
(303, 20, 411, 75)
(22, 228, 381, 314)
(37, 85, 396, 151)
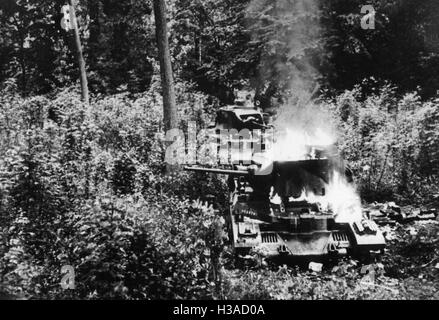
(327, 83, 439, 203)
(0, 82, 226, 299)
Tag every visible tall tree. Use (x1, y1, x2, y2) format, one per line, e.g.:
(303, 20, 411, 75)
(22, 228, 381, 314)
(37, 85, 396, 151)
(153, 0, 177, 131)
(68, 0, 89, 104)
(85, 0, 154, 94)
(170, 0, 255, 103)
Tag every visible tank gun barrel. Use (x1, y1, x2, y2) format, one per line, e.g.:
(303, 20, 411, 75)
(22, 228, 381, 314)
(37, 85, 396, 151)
(184, 166, 249, 175)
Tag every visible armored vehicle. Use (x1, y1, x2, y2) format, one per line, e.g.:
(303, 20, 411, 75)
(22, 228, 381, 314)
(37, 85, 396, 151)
(185, 97, 385, 259)
(186, 159, 385, 259)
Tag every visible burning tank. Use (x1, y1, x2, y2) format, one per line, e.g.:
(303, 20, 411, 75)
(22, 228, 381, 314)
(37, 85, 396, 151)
(185, 94, 385, 259)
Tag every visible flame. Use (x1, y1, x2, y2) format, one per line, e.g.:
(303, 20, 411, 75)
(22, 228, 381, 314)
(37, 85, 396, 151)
(269, 128, 309, 161)
(327, 171, 363, 222)
(266, 127, 335, 161)
(266, 125, 363, 223)
(311, 171, 363, 223)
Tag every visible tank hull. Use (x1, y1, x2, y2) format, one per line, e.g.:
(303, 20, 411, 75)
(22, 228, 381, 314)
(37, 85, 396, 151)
(229, 201, 385, 258)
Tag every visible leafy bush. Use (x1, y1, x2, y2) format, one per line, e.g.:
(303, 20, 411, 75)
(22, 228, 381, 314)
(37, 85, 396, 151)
(0, 82, 227, 299)
(49, 194, 227, 299)
(327, 83, 439, 203)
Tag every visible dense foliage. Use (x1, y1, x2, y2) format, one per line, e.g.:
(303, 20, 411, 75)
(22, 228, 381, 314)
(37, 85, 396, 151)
(2, 0, 439, 99)
(0, 82, 228, 299)
(1, 0, 438, 300)
(1, 82, 438, 299)
(330, 83, 439, 203)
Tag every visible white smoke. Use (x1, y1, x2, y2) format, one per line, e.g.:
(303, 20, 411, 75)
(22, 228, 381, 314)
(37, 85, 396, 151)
(248, 0, 363, 222)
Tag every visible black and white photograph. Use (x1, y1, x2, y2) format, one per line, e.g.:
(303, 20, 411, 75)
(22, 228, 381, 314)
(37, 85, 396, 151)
(0, 0, 438, 305)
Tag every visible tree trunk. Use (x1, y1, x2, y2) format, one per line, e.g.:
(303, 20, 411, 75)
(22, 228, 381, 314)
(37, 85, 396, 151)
(69, 0, 89, 105)
(19, 33, 27, 97)
(153, 0, 177, 132)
